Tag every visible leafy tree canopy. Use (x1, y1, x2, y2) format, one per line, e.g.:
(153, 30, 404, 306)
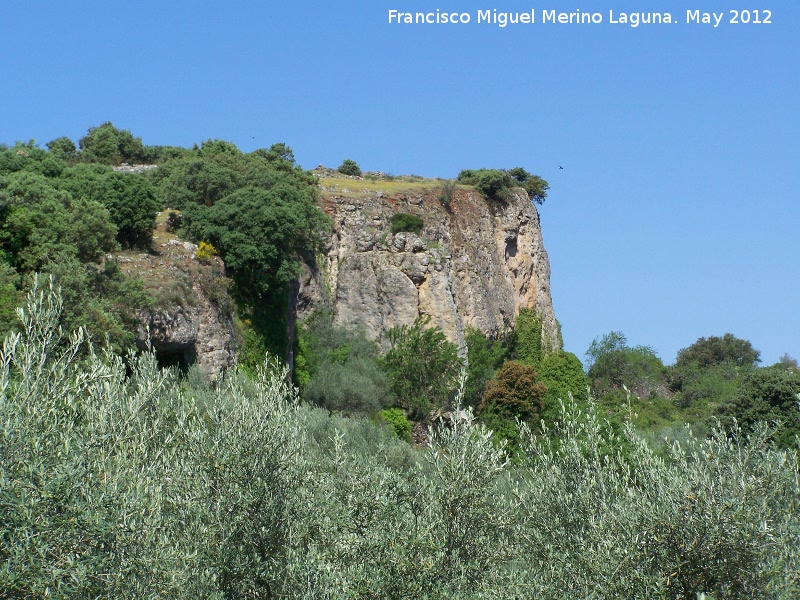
(0, 172, 118, 270)
(79, 122, 146, 165)
(183, 178, 327, 303)
(457, 167, 549, 204)
(0, 140, 66, 178)
(479, 360, 547, 454)
(480, 360, 547, 423)
(585, 331, 667, 399)
(46, 136, 78, 162)
(463, 328, 508, 409)
(675, 333, 761, 371)
(295, 310, 394, 414)
(507, 166, 549, 204)
(723, 365, 800, 449)
(381, 315, 462, 420)
(151, 157, 242, 209)
(58, 164, 159, 248)
(539, 350, 589, 407)
(337, 158, 362, 176)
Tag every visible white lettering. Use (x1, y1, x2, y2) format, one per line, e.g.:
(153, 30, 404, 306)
(388, 9, 470, 24)
(542, 10, 601, 24)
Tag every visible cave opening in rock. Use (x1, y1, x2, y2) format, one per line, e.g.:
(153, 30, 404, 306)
(154, 345, 196, 374)
(505, 238, 518, 259)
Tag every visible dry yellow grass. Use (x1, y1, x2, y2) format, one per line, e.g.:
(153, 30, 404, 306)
(317, 176, 467, 198)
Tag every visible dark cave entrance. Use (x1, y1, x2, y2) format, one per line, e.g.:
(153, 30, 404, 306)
(153, 343, 196, 374)
(505, 238, 518, 259)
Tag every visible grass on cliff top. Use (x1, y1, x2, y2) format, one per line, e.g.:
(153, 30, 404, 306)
(316, 170, 469, 198)
(317, 177, 443, 196)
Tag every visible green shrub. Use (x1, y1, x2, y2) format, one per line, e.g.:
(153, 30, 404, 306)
(480, 360, 546, 424)
(0, 263, 22, 336)
(438, 179, 456, 209)
(458, 167, 549, 204)
(3, 278, 798, 598)
(586, 331, 668, 399)
(463, 328, 508, 409)
(296, 310, 394, 414)
(379, 408, 412, 442)
(166, 210, 183, 232)
(382, 315, 462, 419)
(390, 212, 424, 235)
(337, 158, 362, 176)
(512, 308, 545, 368)
(507, 166, 549, 204)
(78, 121, 147, 165)
(723, 365, 800, 449)
(538, 350, 589, 424)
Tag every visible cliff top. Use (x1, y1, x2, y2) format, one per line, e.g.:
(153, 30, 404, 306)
(313, 166, 465, 198)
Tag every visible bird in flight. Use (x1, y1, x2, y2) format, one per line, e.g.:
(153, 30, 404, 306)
(559, 166, 564, 170)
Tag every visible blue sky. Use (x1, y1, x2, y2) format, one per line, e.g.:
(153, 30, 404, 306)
(3, 1, 798, 365)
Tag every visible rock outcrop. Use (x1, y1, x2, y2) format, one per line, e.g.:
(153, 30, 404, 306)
(298, 172, 559, 352)
(135, 287, 236, 380)
(118, 212, 237, 379)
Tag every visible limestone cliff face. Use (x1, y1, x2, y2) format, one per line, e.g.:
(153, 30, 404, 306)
(119, 213, 237, 379)
(135, 285, 236, 380)
(298, 174, 559, 352)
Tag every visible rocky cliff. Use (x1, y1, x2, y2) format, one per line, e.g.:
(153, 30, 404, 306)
(297, 171, 560, 352)
(118, 211, 237, 379)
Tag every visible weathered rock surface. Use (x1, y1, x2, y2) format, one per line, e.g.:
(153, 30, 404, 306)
(299, 176, 559, 352)
(135, 290, 236, 380)
(119, 212, 237, 379)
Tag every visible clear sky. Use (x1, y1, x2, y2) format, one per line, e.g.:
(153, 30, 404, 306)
(3, 1, 798, 366)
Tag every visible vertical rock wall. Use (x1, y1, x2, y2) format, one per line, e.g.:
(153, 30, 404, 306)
(298, 182, 559, 352)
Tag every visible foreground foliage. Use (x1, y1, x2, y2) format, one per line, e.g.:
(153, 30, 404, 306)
(2, 281, 799, 598)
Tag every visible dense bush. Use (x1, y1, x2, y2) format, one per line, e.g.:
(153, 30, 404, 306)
(78, 122, 147, 165)
(669, 333, 760, 409)
(463, 328, 508, 409)
(0, 171, 118, 270)
(46, 136, 78, 162)
(507, 166, 549, 204)
(457, 167, 549, 204)
(458, 168, 513, 201)
(382, 315, 462, 419)
(390, 211, 424, 235)
(538, 350, 589, 421)
(337, 158, 362, 176)
(182, 169, 328, 303)
(150, 155, 242, 209)
(1, 140, 67, 178)
(0, 158, 151, 351)
(378, 407, 413, 442)
(479, 360, 547, 455)
(586, 330, 668, 399)
(57, 163, 160, 248)
(723, 365, 800, 449)
(295, 310, 394, 414)
(675, 333, 761, 370)
(512, 307, 546, 368)
(480, 360, 547, 423)
(2, 282, 799, 598)
(0, 263, 22, 333)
